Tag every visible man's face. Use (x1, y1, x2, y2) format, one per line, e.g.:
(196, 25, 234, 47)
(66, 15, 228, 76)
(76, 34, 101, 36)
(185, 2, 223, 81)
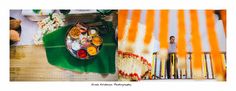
(170, 37, 175, 43)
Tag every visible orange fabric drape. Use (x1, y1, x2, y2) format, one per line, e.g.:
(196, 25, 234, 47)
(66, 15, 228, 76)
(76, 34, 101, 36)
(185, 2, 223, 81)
(177, 10, 187, 58)
(190, 10, 203, 78)
(159, 10, 169, 78)
(127, 10, 141, 43)
(118, 10, 128, 41)
(144, 10, 155, 45)
(220, 10, 226, 36)
(159, 10, 169, 49)
(205, 10, 226, 81)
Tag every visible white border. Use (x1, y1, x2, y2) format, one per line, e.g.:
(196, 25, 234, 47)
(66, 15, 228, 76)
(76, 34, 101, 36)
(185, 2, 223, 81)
(1, 0, 236, 91)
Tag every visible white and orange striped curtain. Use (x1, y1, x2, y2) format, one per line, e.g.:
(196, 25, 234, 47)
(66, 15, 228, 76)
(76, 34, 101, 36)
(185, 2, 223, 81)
(118, 10, 226, 81)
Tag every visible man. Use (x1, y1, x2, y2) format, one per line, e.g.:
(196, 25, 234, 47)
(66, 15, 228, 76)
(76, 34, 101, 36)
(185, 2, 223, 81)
(166, 36, 178, 79)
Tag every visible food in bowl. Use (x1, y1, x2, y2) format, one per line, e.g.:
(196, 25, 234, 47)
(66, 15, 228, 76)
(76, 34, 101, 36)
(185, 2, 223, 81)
(77, 49, 87, 59)
(69, 27, 81, 39)
(71, 40, 80, 51)
(88, 29, 97, 37)
(92, 36, 102, 46)
(87, 46, 97, 56)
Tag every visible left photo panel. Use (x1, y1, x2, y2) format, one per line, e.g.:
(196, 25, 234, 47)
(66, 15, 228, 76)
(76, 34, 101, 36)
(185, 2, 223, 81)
(10, 9, 118, 81)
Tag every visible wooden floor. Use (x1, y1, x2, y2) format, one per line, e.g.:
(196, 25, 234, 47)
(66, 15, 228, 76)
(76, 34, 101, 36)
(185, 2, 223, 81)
(10, 45, 118, 81)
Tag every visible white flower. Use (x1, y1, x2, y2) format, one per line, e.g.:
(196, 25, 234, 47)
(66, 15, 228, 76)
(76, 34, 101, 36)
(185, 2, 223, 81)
(34, 13, 65, 44)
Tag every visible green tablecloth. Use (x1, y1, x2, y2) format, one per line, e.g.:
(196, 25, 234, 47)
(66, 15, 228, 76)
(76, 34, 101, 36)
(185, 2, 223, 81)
(43, 25, 117, 74)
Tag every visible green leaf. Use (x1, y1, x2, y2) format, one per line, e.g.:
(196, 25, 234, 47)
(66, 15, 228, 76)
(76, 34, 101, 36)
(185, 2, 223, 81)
(32, 9, 41, 14)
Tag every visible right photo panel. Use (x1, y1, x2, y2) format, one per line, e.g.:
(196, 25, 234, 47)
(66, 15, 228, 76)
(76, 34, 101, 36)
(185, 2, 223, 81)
(117, 10, 226, 81)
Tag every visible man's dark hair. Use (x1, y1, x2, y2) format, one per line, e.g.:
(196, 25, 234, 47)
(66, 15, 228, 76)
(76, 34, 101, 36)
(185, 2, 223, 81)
(169, 36, 175, 40)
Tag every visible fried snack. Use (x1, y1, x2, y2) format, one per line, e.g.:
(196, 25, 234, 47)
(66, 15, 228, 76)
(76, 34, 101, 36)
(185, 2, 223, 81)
(10, 19, 21, 30)
(69, 26, 81, 39)
(10, 30, 20, 42)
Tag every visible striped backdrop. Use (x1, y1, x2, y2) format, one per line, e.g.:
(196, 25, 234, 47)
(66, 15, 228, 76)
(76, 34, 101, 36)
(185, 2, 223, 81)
(118, 10, 226, 81)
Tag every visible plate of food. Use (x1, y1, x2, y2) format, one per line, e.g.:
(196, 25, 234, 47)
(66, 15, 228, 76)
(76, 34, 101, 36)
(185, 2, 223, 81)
(65, 22, 103, 60)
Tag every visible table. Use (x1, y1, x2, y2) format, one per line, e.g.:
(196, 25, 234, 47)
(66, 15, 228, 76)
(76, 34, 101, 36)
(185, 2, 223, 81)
(10, 45, 118, 81)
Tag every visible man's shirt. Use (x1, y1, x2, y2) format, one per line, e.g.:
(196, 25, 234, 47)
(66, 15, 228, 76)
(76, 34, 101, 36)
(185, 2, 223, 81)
(168, 42, 176, 53)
